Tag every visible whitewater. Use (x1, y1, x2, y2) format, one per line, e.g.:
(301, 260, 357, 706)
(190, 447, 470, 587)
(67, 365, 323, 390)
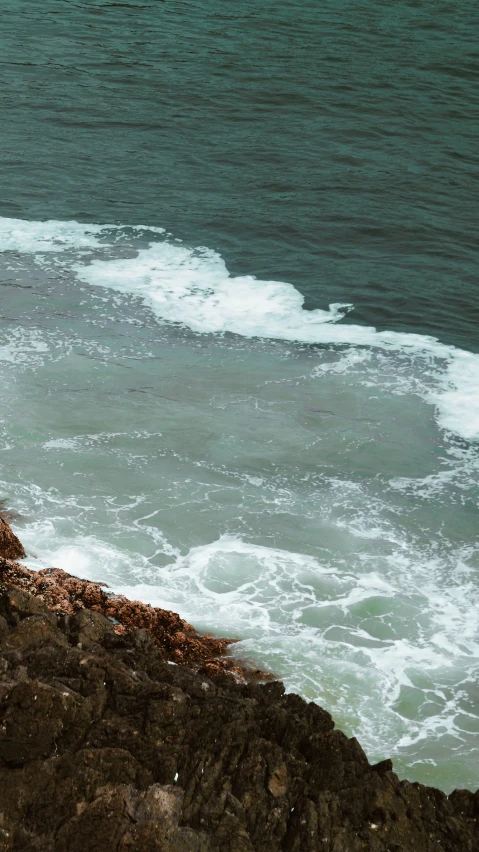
(1, 216, 478, 792)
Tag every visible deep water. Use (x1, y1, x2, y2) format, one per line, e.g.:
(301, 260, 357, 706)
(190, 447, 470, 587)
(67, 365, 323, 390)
(0, 0, 478, 791)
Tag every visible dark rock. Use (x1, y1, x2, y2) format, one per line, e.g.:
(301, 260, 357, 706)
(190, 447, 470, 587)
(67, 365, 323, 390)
(372, 758, 394, 774)
(0, 614, 67, 652)
(69, 607, 116, 645)
(449, 787, 479, 820)
(0, 679, 80, 765)
(0, 583, 55, 625)
(53, 783, 209, 852)
(0, 584, 477, 850)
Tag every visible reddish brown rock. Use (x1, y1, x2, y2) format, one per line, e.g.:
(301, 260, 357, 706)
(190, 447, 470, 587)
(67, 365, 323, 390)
(0, 558, 262, 680)
(0, 519, 26, 561)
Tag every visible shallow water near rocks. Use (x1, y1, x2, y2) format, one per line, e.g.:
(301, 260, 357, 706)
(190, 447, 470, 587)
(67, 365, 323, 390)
(1, 0, 479, 792)
(1, 220, 478, 793)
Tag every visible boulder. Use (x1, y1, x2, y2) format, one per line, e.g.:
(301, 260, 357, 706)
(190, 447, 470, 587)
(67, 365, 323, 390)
(0, 518, 26, 561)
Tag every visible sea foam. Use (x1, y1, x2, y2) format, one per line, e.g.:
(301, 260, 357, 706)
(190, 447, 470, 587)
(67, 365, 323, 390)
(2, 216, 476, 442)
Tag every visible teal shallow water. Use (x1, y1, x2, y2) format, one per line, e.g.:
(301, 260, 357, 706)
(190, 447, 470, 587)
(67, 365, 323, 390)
(0, 0, 478, 791)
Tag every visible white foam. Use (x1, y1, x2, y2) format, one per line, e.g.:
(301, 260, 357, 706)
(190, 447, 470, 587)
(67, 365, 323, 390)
(432, 351, 479, 442)
(0, 217, 106, 253)
(43, 438, 81, 450)
(42, 432, 132, 451)
(73, 234, 478, 444)
(1, 216, 478, 441)
(0, 328, 50, 366)
(20, 528, 153, 588)
(0, 216, 164, 254)
(75, 241, 353, 336)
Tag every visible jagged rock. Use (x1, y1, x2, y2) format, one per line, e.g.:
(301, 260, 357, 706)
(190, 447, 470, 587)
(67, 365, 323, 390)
(0, 519, 26, 561)
(0, 582, 477, 851)
(54, 783, 210, 852)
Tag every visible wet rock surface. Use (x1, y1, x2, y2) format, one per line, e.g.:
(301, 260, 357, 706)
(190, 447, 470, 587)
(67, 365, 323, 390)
(0, 518, 26, 561)
(0, 521, 477, 850)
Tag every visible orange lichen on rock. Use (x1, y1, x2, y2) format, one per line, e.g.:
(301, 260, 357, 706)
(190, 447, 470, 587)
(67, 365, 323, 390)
(0, 518, 263, 680)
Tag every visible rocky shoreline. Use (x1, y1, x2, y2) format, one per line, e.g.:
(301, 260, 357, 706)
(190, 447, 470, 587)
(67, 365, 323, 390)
(0, 518, 478, 850)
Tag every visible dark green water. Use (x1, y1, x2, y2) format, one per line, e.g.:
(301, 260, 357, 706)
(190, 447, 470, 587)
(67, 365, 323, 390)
(1, 0, 479, 792)
(2, 0, 479, 348)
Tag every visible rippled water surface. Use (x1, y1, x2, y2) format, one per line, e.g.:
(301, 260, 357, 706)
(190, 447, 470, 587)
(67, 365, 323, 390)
(1, 1, 478, 791)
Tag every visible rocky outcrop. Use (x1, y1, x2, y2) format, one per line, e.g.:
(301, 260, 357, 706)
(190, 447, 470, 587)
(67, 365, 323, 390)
(0, 518, 26, 561)
(0, 581, 478, 851)
(0, 555, 264, 680)
(0, 519, 477, 850)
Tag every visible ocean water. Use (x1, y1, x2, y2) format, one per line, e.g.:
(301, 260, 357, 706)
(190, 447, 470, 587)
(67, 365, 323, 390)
(1, 1, 478, 792)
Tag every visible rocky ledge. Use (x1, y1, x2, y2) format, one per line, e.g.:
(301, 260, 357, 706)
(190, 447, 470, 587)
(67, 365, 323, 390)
(0, 521, 478, 851)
